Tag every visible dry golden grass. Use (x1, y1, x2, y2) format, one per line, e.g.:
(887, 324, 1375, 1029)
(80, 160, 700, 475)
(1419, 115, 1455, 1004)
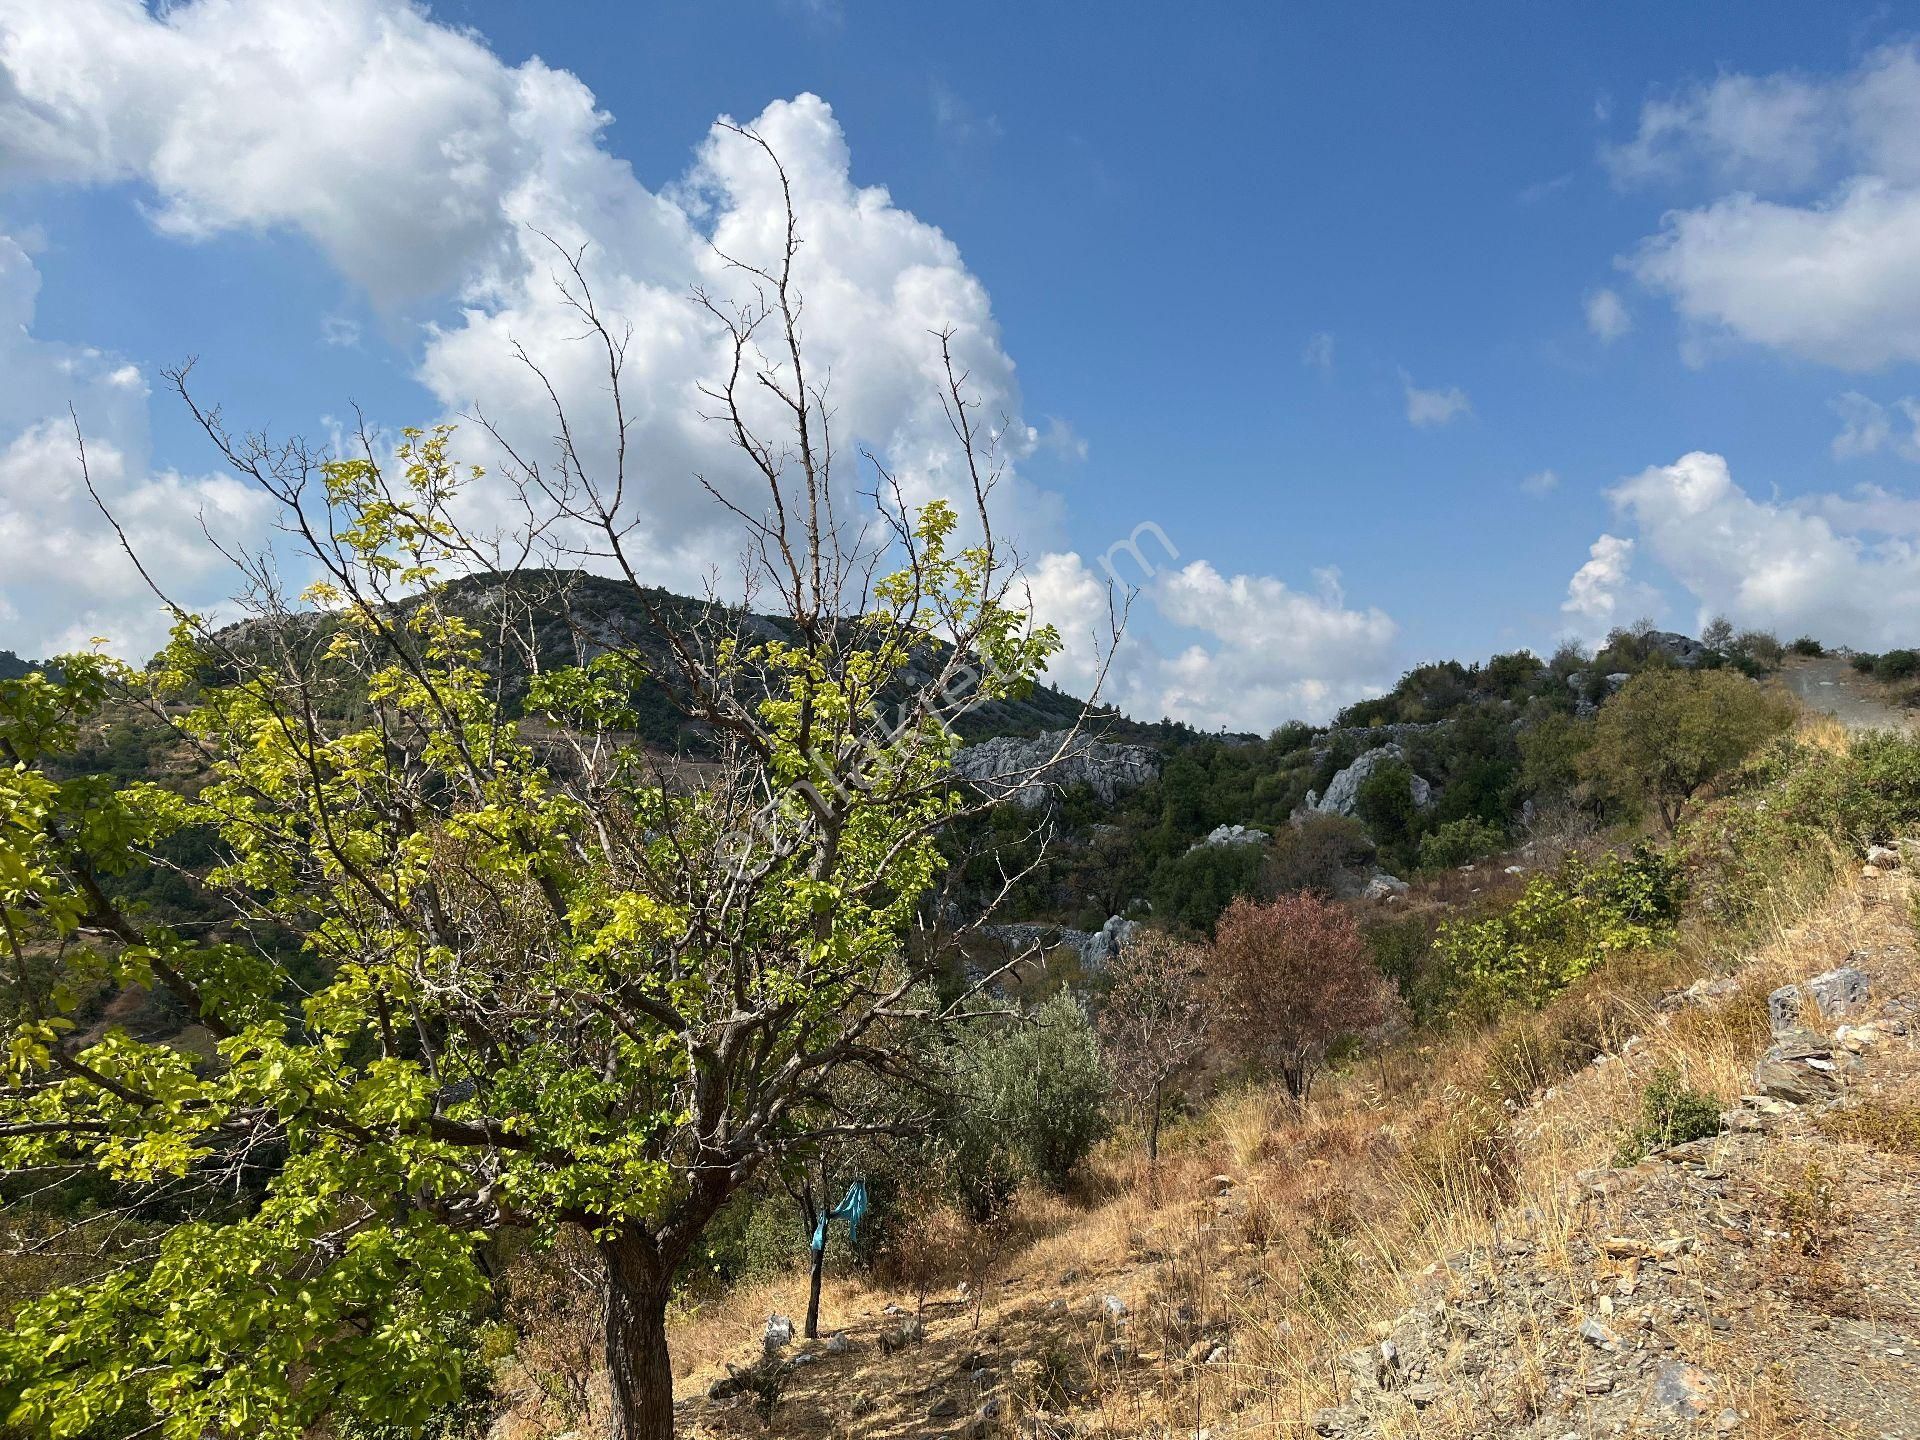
(499, 754, 1907, 1439)
(650, 860, 1881, 1440)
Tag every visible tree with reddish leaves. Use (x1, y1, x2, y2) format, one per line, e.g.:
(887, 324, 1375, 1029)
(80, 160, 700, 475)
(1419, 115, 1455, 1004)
(1096, 930, 1208, 1164)
(1210, 894, 1390, 1105)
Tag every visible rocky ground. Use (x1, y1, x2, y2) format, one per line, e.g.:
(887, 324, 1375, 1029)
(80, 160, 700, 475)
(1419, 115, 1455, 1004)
(1312, 866, 1920, 1440)
(1779, 656, 1913, 734)
(673, 862, 1920, 1440)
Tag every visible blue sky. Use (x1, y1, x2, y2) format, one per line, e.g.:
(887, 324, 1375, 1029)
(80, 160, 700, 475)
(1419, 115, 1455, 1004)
(5, 2, 1920, 729)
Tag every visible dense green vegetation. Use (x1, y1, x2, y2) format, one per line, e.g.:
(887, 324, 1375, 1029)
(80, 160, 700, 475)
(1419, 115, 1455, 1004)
(951, 623, 1800, 935)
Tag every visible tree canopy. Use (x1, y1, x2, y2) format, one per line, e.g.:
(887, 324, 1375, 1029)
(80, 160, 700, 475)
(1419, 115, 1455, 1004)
(0, 136, 1093, 1440)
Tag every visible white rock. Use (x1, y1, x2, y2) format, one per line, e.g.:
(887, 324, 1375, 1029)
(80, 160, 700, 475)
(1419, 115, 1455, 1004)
(763, 1313, 794, 1352)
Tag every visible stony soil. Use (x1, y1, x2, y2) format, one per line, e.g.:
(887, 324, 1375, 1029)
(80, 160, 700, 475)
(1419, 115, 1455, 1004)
(674, 866, 1920, 1440)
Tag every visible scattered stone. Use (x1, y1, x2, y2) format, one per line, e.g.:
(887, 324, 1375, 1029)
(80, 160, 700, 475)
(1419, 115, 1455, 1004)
(1364, 872, 1410, 900)
(1767, 984, 1804, 1035)
(1753, 1030, 1842, 1104)
(1834, 1023, 1887, 1053)
(706, 1373, 742, 1401)
(1809, 965, 1872, 1019)
(1305, 744, 1434, 818)
(1101, 1294, 1128, 1323)
(1868, 842, 1901, 868)
(1580, 1317, 1623, 1350)
(1211, 1173, 1236, 1195)
(1194, 823, 1269, 850)
(967, 1396, 1004, 1437)
(825, 1331, 850, 1354)
(1652, 1360, 1715, 1418)
(953, 729, 1159, 809)
(928, 1394, 962, 1420)
(762, 1313, 793, 1353)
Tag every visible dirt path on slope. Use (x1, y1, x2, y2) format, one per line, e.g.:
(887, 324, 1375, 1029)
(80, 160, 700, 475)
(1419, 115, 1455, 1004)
(1780, 656, 1912, 732)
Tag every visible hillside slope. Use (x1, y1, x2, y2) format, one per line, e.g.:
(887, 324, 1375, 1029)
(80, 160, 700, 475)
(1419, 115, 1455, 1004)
(660, 860, 1920, 1440)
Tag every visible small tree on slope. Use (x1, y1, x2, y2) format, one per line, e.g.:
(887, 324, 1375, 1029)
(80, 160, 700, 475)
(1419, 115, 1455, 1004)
(0, 131, 1105, 1440)
(1210, 893, 1389, 1106)
(1096, 930, 1208, 1163)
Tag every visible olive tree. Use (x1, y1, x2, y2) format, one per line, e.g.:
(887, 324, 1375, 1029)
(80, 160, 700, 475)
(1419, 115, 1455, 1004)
(0, 132, 1110, 1440)
(1579, 668, 1794, 832)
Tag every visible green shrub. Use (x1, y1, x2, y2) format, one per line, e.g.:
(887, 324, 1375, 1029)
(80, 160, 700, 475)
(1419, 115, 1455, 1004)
(946, 992, 1109, 1215)
(1614, 1067, 1721, 1165)
(1262, 812, 1375, 897)
(1851, 652, 1879, 674)
(1417, 816, 1504, 871)
(1675, 787, 1822, 924)
(1355, 757, 1420, 861)
(1789, 636, 1824, 657)
(1148, 839, 1265, 934)
(1781, 730, 1920, 845)
(1875, 649, 1920, 683)
(1430, 846, 1680, 1017)
(1363, 914, 1435, 1011)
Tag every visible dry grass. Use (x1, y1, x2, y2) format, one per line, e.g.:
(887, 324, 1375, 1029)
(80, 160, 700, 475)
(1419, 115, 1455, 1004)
(504, 733, 1906, 1438)
(647, 860, 1883, 1440)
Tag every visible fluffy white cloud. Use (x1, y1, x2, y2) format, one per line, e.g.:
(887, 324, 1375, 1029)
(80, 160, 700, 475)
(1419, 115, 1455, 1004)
(1026, 552, 1398, 731)
(0, 0, 1394, 725)
(1585, 287, 1631, 342)
(1521, 468, 1560, 496)
(1616, 45, 1920, 370)
(1561, 533, 1656, 635)
(1576, 450, 1920, 648)
(1301, 331, 1334, 370)
(0, 236, 272, 658)
(0, 1, 1060, 627)
(1401, 373, 1471, 427)
(0, 0, 589, 306)
(1603, 71, 1836, 191)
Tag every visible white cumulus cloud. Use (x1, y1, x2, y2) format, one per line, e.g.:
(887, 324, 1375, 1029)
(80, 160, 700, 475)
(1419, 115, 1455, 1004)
(1569, 450, 1920, 649)
(1830, 391, 1920, 461)
(1562, 533, 1656, 636)
(0, 236, 272, 658)
(0, 0, 1396, 725)
(1027, 552, 1398, 731)
(1615, 45, 1920, 370)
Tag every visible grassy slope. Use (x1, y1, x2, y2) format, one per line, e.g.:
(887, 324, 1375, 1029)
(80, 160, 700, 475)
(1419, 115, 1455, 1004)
(643, 856, 1904, 1440)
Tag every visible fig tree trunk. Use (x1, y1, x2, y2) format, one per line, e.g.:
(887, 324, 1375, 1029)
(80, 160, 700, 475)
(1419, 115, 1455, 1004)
(602, 1234, 676, 1440)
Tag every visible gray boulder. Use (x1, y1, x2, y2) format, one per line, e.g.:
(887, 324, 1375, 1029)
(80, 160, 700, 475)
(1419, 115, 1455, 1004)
(1084, 914, 1141, 968)
(953, 729, 1159, 809)
(1767, 984, 1804, 1035)
(1752, 1030, 1841, 1105)
(1305, 744, 1433, 819)
(762, 1313, 794, 1354)
(1808, 965, 1871, 1018)
(1363, 872, 1410, 900)
(1645, 630, 1709, 667)
(1192, 823, 1269, 850)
